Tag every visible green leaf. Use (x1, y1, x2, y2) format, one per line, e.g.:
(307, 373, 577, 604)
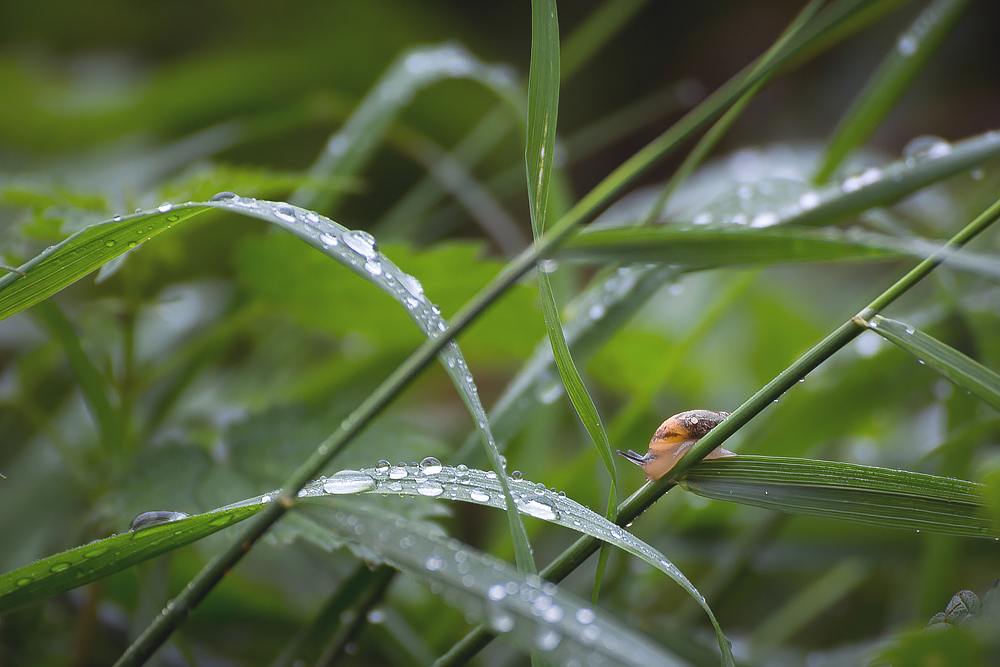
(814, 0, 974, 183)
(527, 0, 621, 603)
(679, 456, 997, 538)
(0, 205, 205, 322)
(0, 504, 261, 615)
(309, 501, 692, 667)
(864, 315, 1000, 412)
(32, 300, 121, 454)
(307, 463, 731, 663)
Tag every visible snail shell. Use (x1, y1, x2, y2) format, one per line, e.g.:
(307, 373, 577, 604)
(617, 410, 735, 481)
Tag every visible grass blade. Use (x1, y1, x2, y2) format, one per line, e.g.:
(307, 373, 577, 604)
(527, 0, 622, 603)
(814, 0, 974, 183)
(291, 42, 524, 213)
(0, 504, 262, 615)
(679, 456, 996, 538)
(311, 502, 692, 667)
(32, 300, 121, 454)
(560, 224, 895, 266)
(0, 205, 204, 322)
(862, 314, 1000, 411)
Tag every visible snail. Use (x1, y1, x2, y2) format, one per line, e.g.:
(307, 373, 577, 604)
(617, 410, 736, 481)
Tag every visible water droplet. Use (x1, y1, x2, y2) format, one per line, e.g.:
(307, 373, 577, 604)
(537, 629, 561, 651)
(210, 191, 237, 202)
(971, 168, 985, 181)
(510, 470, 522, 480)
(16, 577, 32, 586)
(903, 136, 952, 165)
(750, 211, 779, 228)
(130, 510, 189, 532)
(588, 303, 606, 320)
(343, 230, 378, 259)
(49, 562, 71, 573)
(470, 490, 490, 503)
(797, 192, 820, 210)
(127, 241, 137, 249)
(416, 481, 444, 497)
(389, 466, 407, 479)
(490, 612, 514, 633)
(274, 204, 297, 223)
(536, 381, 562, 404)
(112, 214, 122, 222)
(104, 240, 116, 248)
(538, 259, 559, 274)
(542, 604, 564, 623)
(364, 259, 383, 276)
(375, 460, 390, 473)
(488, 583, 507, 601)
(366, 609, 385, 624)
(398, 273, 425, 301)
(419, 457, 442, 475)
(320, 232, 339, 247)
(158, 202, 173, 213)
(897, 34, 918, 56)
(534, 483, 546, 495)
(323, 470, 375, 494)
(519, 498, 558, 521)
(135, 208, 142, 214)
(692, 212, 712, 225)
(425, 555, 445, 571)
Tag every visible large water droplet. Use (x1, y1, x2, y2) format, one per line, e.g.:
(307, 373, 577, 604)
(274, 204, 297, 223)
(490, 612, 515, 633)
(364, 259, 383, 276)
(425, 554, 445, 571)
(374, 460, 390, 473)
(470, 489, 490, 503)
(157, 202, 173, 213)
(518, 498, 558, 521)
(130, 510, 189, 532)
(388, 466, 408, 479)
(343, 230, 379, 259)
(416, 481, 444, 497)
(537, 629, 562, 651)
(323, 470, 376, 494)
(320, 232, 339, 247)
(419, 457, 442, 475)
(575, 607, 595, 624)
(398, 273, 425, 301)
(210, 191, 237, 202)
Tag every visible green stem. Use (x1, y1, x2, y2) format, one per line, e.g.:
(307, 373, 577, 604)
(431, 194, 1000, 667)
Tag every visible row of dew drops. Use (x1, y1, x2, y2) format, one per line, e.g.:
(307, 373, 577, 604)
(688, 132, 996, 229)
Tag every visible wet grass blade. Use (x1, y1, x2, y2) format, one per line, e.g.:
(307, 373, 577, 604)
(0, 504, 262, 615)
(679, 456, 996, 538)
(560, 224, 896, 266)
(862, 315, 1000, 411)
(312, 502, 692, 667)
(814, 0, 974, 183)
(0, 205, 204, 322)
(527, 0, 621, 603)
(291, 42, 524, 213)
(308, 463, 731, 664)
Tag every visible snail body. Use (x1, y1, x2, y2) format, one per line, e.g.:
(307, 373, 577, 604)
(617, 410, 736, 481)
